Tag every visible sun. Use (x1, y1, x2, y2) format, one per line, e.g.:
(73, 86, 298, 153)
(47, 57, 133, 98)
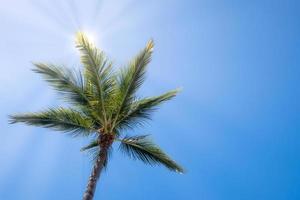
(79, 30, 97, 44)
(70, 30, 99, 56)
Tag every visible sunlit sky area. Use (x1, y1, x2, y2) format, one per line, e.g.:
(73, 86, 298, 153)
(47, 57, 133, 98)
(1, 0, 300, 199)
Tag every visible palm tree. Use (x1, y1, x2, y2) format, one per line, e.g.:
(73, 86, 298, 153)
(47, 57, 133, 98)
(9, 32, 184, 200)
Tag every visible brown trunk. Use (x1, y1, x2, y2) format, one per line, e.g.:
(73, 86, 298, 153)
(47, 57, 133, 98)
(82, 133, 114, 200)
(82, 148, 107, 200)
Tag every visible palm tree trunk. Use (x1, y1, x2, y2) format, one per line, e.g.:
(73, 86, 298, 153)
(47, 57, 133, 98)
(82, 148, 107, 200)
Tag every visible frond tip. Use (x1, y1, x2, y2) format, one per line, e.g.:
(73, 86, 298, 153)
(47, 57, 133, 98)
(119, 135, 184, 173)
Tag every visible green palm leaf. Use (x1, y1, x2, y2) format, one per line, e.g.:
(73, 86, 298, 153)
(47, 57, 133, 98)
(33, 63, 88, 105)
(9, 108, 95, 136)
(116, 89, 181, 130)
(81, 140, 99, 151)
(76, 32, 115, 126)
(112, 40, 154, 130)
(119, 135, 184, 173)
(32, 63, 101, 124)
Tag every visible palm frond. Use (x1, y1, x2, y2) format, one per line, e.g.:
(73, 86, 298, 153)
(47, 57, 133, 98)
(119, 135, 184, 173)
(33, 63, 103, 125)
(33, 63, 89, 105)
(112, 40, 154, 130)
(81, 140, 99, 151)
(9, 108, 95, 136)
(116, 89, 180, 130)
(75, 32, 115, 126)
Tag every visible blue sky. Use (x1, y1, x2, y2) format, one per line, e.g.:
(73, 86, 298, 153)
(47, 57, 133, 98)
(0, 0, 300, 199)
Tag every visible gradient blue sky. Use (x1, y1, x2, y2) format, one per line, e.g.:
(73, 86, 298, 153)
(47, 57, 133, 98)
(1, 0, 300, 199)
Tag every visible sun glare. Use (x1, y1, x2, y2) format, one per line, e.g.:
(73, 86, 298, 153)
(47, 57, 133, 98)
(80, 30, 97, 44)
(69, 29, 99, 56)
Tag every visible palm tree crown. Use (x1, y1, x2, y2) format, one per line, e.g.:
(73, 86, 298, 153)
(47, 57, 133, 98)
(10, 32, 184, 199)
